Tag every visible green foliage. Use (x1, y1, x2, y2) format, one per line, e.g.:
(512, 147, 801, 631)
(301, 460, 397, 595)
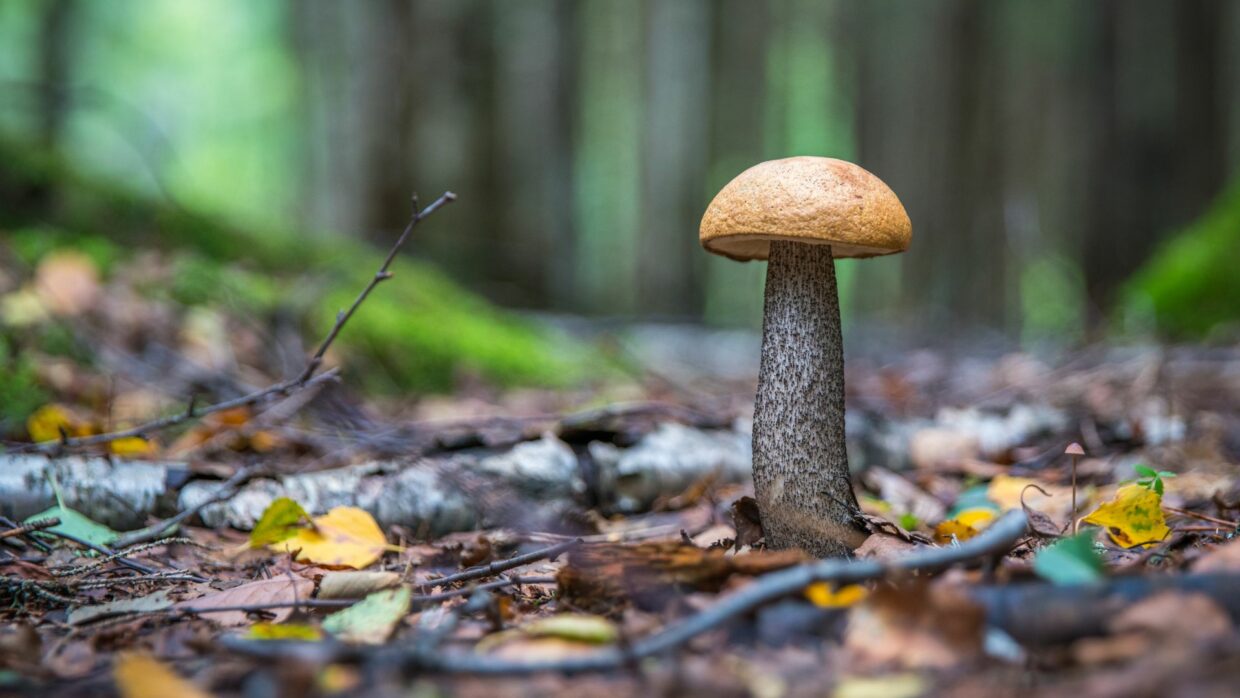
(249, 498, 312, 548)
(1033, 532, 1105, 586)
(1124, 179, 1240, 337)
(0, 340, 46, 437)
(26, 505, 119, 547)
(1133, 464, 1176, 497)
(0, 136, 609, 393)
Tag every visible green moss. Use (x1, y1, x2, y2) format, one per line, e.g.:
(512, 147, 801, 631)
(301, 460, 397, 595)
(1123, 180, 1240, 338)
(0, 340, 47, 437)
(0, 135, 610, 393)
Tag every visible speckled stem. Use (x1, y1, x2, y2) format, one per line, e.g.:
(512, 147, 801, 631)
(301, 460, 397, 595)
(752, 241, 865, 558)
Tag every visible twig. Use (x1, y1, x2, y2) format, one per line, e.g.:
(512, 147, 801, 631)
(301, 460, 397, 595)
(18, 190, 456, 455)
(112, 465, 257, 548)
(1162, 505, 1238, 529)
(417, 539, 579, 590)
(222, 511, 1029, 674)
(0, 517, 61, 541)
(37, 529, 210, 583)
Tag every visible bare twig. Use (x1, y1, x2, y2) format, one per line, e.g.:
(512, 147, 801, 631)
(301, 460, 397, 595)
(17, 191, 456, 455)
(417, 539, 579, 591)
(1162, 505, 1238, 529)
(0, 517, 61, 541)
(112, 465, 258, 548)
(221, 512, 1030, 674)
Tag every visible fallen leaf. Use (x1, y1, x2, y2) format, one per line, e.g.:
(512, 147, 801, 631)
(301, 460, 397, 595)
(27, 505, 117, 547)
(806, 583, 868, 608)
(844, 581, 984, 670)
(1032, 533, 1104, 585)
(113, 653, 210, 698)
(833, 673, 927, 698)
(26, 404, 84, 444)
(273, 506, 387, 569)
(933, 508, 996, 544)
(247, 623, 324, 641)
(1194, 538, 1240, 573)
(318, 570, 402, 599)
(988, 475, 1073, 521)
(109, 436, 158, 458)
(176, 576, 314, 626)
(1082, 484, 1170, 548)
(250, 498, 313, 548)
(518, 613, 618, 644)
(322, 587, 412, 644)
(864, 468, 947, 526)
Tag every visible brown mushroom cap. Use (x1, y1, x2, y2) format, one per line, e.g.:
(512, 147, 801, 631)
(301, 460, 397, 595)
(699, 156, 912, 261)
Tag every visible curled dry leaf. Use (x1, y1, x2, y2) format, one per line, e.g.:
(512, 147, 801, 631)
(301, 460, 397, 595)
(317, 570, 403, 599)
(729, 496, 764, 551)
(1020, 484, 1065, 538)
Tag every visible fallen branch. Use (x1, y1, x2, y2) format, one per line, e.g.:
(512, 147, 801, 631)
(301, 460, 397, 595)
(112, 465, 258, 548)
(221, 511, 1029, 674)
(417, 540, 579, 591)
(15, 191, 456, 456)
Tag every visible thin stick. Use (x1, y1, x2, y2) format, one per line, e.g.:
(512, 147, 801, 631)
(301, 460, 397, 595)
(17, 191, 456, 455)
(222, 512, 1029, 674)
(0, 517, 61, 540)
(113, 465, 257, 548)
(417, 540, 579, 590)
(1162, 506, 1238, 529)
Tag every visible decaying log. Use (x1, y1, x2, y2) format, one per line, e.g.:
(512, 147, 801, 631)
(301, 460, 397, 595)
(0, 427, 754, 537)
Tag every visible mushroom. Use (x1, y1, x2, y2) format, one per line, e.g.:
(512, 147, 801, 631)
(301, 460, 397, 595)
(699, 157, 912, 557)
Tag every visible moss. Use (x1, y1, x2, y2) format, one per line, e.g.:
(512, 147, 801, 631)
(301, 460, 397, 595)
(1123, 180, 1240, 338)
(0, 339, 47, 437)
(0, 135, 610, 393)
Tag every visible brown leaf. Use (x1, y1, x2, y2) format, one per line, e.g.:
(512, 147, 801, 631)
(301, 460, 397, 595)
(1020, 484, 1065, 538)
(1193, 538, 1240, 573)
(729, 496, 764, 551)
(176, 576, 314, 626)
(844, 581, 985, 670)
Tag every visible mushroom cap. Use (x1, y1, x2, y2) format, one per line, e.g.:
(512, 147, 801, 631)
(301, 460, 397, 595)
(699, 156, 912, 261)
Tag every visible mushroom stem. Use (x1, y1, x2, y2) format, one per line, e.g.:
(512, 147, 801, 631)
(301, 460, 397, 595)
(753, 241, 865, 557)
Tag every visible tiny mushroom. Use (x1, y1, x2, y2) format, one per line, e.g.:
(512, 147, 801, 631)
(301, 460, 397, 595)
(700, 156, 912, 557)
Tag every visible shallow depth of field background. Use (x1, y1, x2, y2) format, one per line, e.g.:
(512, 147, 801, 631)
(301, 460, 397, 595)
(2, 0, 1239, 366)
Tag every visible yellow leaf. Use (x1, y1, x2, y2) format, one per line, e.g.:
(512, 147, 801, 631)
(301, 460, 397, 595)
(114, 653, 211, 698)
(110, 436, 157, 457)
(27, 404, 77, 443)
(273, 506, 387, 569)
(934, 508, 996, 544)
(805, 583, 869, 608)
(1082, 484, 1169, 548)
(247, 622, 324, 641)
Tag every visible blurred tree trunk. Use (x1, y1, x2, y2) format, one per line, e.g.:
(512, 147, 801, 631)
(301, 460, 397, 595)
(36, 0, 77, 150)
(638, 0, 713, 318)
(492, 0, 576, 309)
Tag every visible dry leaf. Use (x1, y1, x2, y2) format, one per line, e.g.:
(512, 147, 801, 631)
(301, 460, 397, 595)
(1081, 484, 1170, 548)
(274, 506, 388, 569)
(844, 581, 985, 670)
(805, 583, 868, 608)
(1194, 538, 1240, 573)
(934, 508, 996, 544)
(318, 570, 402, 599)
(988, 475, 1073, 521)
(113, 653, 210, 698)
(176, 576, 314, 626)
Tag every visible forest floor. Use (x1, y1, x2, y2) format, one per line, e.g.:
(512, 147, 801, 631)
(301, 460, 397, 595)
(2, 237, 1239, 697)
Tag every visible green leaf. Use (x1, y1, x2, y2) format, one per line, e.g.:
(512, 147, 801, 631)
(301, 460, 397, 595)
(1134, 464, 1157, 478)
(322, 586, 411, 644)
(1033, 532, 1105, 585)
(26, 505, 117, 547)
(1153, 479, 1164, 496)
(249, 497, 312, 548)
